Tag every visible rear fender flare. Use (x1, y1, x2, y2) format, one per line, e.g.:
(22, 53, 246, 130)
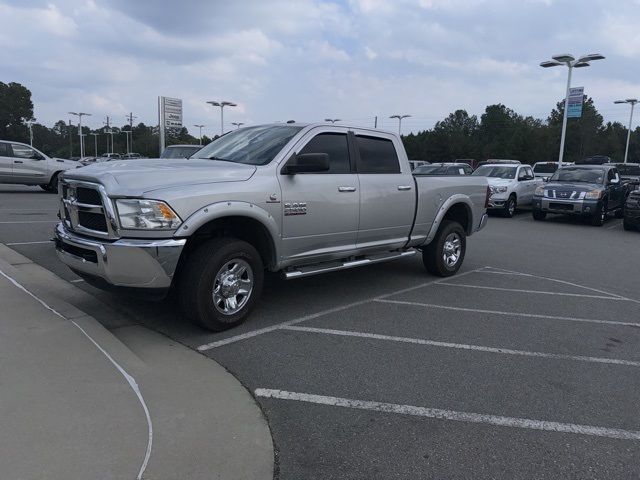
(425, 195, 474, 244)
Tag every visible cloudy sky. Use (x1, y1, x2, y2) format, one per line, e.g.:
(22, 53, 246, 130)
(2, 0, 639, 135)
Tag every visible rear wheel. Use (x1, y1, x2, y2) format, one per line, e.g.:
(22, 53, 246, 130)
(503, 195, 516, 218)
(532, 210, 546, 221)
(422, 220, 466, 277)
(178, 237, 264, 331)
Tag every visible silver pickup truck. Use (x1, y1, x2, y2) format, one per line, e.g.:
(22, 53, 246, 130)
(54, 124, 488, 330)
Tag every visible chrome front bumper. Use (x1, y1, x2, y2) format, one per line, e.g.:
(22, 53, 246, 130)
(54, 222, 186, 290)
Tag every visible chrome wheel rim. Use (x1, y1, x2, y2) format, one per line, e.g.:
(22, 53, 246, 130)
(443, 232, 462, 268)
(600, 207, 606, 223)
(212, 259, 253, 316)
(508, 199, 515, 216)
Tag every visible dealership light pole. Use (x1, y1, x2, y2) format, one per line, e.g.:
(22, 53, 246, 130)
(126, 112, 137, 152)
(193, 124, 205, 145)
(390, 114, 410, 136)
(324, 118, 341, 123)
(68, 118, 74, 157)
(121, 130, 131, 154)
(69, 112, 91, 159)
(540, 53, 605, 167)
(107, 129, 114, 154)
(206, 100, 237, 136)
(231, 122, 244, 129)
(614, 98, 637, 164)
(26, 119, 36, 146)
(90, 132, 99, 157)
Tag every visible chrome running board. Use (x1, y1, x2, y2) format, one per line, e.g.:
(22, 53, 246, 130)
(283, 250, 417, 280)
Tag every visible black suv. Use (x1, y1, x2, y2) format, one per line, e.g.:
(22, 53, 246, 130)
(623, 189, 640, 231)
(532, 165, 630, 226)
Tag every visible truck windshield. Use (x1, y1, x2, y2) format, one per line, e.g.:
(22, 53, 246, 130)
(533, 163, 558, 174)
(191, 125, 303, 165)
(549, 168, 605, 184)
(472, 166, 517, 179)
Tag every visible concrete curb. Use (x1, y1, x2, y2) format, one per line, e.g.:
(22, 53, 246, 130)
(0, 243, 274, 480)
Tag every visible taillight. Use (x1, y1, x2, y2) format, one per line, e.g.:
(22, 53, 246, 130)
(485, 185, 491, 208)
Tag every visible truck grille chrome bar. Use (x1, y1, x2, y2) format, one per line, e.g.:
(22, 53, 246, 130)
(59, 179, 119, 239)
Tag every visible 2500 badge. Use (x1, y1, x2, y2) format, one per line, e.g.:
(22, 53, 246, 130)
(284, 202, 307, 216)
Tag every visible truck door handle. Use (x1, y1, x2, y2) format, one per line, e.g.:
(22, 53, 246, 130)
(397, 185, 412, 191)
(14, 160, 23, 164)
(338, 186, 356, 192)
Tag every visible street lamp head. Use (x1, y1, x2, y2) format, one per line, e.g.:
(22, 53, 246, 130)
(626, 99, 638, 104)
(221, 101, 237, 107)
(573, 61, 590, 68)
(207, 101, 221, 107)
(552, 53, 575, 63)
(540, 60, 562, 68)
(579, 53, 605, 62)
(68, 111, 78, 116)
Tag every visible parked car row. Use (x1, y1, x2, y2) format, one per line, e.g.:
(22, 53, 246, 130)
(410, 156, 639, 229)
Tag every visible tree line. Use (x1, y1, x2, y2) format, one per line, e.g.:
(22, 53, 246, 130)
(1, 81, 638, 163)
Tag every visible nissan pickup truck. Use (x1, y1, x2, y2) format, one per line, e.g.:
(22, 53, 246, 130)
(54, 124, 489, 331)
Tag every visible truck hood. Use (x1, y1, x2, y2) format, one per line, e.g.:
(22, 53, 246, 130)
(485, 178, 515, 187)
(61, 158, 256, 195)
(545, 182, 603, 193)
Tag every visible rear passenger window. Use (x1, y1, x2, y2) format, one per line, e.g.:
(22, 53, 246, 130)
(355, 136, 400, 174)
(0, 143, 9, 156)
(299, 133, 350, 174)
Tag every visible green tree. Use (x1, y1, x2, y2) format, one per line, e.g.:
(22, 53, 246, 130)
(0, 82, 33, 141)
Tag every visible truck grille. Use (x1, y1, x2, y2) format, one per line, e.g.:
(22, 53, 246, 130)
(59, 180, 117, 239)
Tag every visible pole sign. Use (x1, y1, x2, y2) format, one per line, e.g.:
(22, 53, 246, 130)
(158, 96, 183, 155)
(567, 87, 584, 118)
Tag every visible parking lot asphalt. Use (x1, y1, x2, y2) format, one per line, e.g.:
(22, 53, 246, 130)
(1, 184, 639, 479)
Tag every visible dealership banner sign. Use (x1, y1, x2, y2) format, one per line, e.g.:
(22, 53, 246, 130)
(567, 87, 584, 118)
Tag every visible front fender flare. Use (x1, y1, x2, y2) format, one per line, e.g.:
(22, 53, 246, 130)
(174, 200, 281, 263)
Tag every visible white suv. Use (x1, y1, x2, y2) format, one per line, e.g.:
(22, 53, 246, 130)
(0, 140, 79, 192)
(472, 163, 543, 217)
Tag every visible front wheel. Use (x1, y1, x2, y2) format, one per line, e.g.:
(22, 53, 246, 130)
(503, 195, 516, 218)
(591, 202, 607, 226)
(623, 219, 636, 231)
(532, 210, 547, 221)
(422, 220, 466, 277)
(178, 238, 264, 331)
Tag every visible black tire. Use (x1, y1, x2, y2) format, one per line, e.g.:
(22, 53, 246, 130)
(623, 219, 636, 231)
(39, 185, 49, 191)
(532, 209, 547, 221)
(178, 237, 264, 331)
(503, 195, 516, 218)
(591, 201, 607, 226)
(45, 172, 60, 193)
(615, 207, 624, 219)
(422, 220, 466, 277)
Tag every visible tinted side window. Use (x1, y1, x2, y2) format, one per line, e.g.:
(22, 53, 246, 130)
(299, 133, 350, 174)
(11, 144, 36, 159)
(355, 136, 400, 174)
(608, 169, 617, 181)
(0, 143, 9, 156)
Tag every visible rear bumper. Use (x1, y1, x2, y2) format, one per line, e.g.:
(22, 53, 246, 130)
(54, 222, 186, 291)
(532, 197, 600, 215)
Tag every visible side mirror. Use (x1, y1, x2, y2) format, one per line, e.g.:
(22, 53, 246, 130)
(282, 153, 330, 174)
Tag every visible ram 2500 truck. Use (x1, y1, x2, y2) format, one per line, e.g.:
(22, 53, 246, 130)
(54, 124, 489, 331)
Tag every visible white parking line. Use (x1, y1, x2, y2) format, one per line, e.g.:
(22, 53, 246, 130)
(376, 299, 640, 328)
(480, 266, 637, 303)
(6, 240, 51, 246)
(254, 389, 640, 441)
(283, 325, 640, 367)
(436, 283, 625, 300)
(606, 221, 622, 230)
(196, 268, 484, 351)
(70, 279, 85, 283)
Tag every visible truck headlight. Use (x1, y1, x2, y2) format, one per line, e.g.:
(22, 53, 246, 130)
(534, 186, 545, 196)
(584, 189, 603, 200)
(115, 199, 182, 230)
(490, 186, 508, 194)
